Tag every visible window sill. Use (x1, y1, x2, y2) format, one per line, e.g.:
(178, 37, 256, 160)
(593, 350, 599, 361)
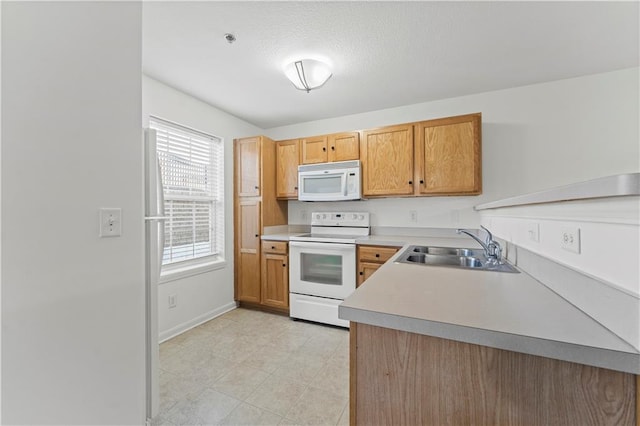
(159, 258, 227, 284)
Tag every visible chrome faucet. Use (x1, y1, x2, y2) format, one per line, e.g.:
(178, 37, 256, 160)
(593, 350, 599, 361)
(456, 226, 503, 265)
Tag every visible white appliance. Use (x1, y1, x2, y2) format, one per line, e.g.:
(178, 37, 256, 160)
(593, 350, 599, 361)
(289, 212, 370, 327)
(144, 129, 167, 420)
(298, 160, 361, 201)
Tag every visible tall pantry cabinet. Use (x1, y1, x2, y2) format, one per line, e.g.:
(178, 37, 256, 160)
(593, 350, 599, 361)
(234, 136, 288, 308)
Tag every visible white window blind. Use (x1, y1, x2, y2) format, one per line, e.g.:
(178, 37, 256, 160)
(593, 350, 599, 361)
(149, 117, 224, 266)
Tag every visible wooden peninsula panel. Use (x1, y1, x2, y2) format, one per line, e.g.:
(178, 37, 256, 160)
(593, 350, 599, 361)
(351, 323, 637, 426)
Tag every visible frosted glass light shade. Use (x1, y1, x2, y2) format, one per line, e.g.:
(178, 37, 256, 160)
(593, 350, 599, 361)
(284, 59, 332, 92)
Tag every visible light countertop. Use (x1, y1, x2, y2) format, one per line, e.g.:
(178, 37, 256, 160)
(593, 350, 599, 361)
(261, 230, 639, 373)
(339, 238, 639, 374)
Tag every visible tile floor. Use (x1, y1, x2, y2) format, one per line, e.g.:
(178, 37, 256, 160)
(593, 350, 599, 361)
(152, 308, 350, 425)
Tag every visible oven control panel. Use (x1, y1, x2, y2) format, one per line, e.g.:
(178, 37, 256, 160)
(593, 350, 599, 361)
(310, 211, 370, 227)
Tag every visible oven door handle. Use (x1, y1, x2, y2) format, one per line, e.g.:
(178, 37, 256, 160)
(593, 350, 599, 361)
(290, 241, 356, 251)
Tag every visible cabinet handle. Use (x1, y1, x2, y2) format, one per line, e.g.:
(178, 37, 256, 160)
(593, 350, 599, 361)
(322, 147, 326, 151)
(375, 253, 380, 258)
(255, 234, 259, 238)
(254, 186, 259, 189)
(294, 186, 298, 190)
(420, 180, 424, 184)
(359, 271, 363, 275)
(282, 263, 286, 267)
(331, 146, 335, 150)
(271, 246, 275, 249)
(408, 181, 413, 185)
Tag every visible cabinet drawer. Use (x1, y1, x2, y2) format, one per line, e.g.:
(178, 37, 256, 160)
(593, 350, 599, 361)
(358, 245, 399, 263)
(262, 240, 288, 254)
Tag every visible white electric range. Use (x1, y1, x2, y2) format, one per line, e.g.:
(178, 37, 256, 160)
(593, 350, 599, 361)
(289, 212, 370, 328)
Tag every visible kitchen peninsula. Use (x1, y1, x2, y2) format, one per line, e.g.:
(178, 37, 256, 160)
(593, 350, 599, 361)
(339, 176, 640, 425)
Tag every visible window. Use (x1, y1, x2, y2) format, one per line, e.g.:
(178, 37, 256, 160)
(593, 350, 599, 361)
(149, 117, 224, 268)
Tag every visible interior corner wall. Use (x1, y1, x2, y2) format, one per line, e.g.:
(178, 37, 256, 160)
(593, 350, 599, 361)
(0, 2, 3, 420)
(265, 68, 640, 230)
(2, 3, 145, 424)
(142, 75, 263, 339)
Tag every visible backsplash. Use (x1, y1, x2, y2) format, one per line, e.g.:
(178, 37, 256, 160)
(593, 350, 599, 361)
(287, 196, 482, 229)
(478, 177, 639, 351)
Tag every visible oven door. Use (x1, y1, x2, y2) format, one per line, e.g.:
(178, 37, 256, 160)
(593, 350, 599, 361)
(289, 241, 356, 300)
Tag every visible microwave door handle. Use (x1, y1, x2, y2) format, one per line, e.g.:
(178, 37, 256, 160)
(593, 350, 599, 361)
(342, 173, 348, 196)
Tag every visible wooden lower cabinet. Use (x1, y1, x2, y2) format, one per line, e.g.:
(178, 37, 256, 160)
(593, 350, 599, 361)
(237, 199, 261, 303)
(237, 252, 260, 303)
(350, 323, 638, 426)
(357, 245, 400, 287)
(261, 241, 289, 309)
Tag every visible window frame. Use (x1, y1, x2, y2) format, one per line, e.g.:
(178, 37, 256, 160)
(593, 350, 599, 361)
(148, 116, 226, 282)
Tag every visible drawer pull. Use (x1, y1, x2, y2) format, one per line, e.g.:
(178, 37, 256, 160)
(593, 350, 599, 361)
(322, 147, 326, 151)
(271, 246, 275, 249)
(375, 253, 380, 258)
(408, 181, 413, 185)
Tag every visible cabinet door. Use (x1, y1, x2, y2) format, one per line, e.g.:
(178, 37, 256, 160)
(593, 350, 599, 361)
(261, 252, 289, 308)
(358, 245, 399, 263)
(301, 136, 328, 164)
(361, 125, 414, 196)
(415, 113, 481, 195)
(237, 200, 261, 303)
(357, 262, 381, 287)
(328, 132, 360, 162)
(236, 137, 261, 197)
(276, 139, 300, 199)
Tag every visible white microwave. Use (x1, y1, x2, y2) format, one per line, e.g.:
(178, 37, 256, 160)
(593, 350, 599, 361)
(298, 160, 361, 201)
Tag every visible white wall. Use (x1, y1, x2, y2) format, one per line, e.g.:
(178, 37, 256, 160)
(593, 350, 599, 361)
(142, 75, 263, 340)
(481, 196, 640, 350)
(267, 68, 639, 229)
(2, 3, 145, 424)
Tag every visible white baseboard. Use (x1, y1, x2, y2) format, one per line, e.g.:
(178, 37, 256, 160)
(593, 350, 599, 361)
(159, 301, 238, 343)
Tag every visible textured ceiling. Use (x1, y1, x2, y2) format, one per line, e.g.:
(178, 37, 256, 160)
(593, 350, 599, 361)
(142, 1, 639, 129)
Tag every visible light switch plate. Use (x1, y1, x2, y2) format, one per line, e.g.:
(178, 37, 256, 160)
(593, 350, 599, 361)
(526, 222, 540, 242)
(100, 208, 122, 237)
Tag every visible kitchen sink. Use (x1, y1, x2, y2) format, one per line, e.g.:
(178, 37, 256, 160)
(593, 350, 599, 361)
(411, 246, 484, 257)
(396, 246, 519, 273)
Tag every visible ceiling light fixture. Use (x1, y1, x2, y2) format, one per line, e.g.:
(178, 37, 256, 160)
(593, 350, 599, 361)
(283, 59, 332, 93)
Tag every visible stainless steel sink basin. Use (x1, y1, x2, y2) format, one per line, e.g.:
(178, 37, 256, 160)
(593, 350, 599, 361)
(396, 246, 519, 273)
(411, 246, 483, 257)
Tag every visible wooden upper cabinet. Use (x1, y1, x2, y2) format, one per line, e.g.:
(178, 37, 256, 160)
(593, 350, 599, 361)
(236, 136, 261, 197)
(328, 132, 360, 162)
(361, 124, 414, 197)
(301, 132, 360, 164)
(300, 136, 328, 164)
(276, 139, 300, 199)
(415, 113, 482, 195)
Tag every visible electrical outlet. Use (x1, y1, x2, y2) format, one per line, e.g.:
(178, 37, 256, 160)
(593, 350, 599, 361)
(561, 227, 581, 254)
(168, 294, 177, 309)
(526, 222, 540, 242)
(409, 210, 417, 223)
